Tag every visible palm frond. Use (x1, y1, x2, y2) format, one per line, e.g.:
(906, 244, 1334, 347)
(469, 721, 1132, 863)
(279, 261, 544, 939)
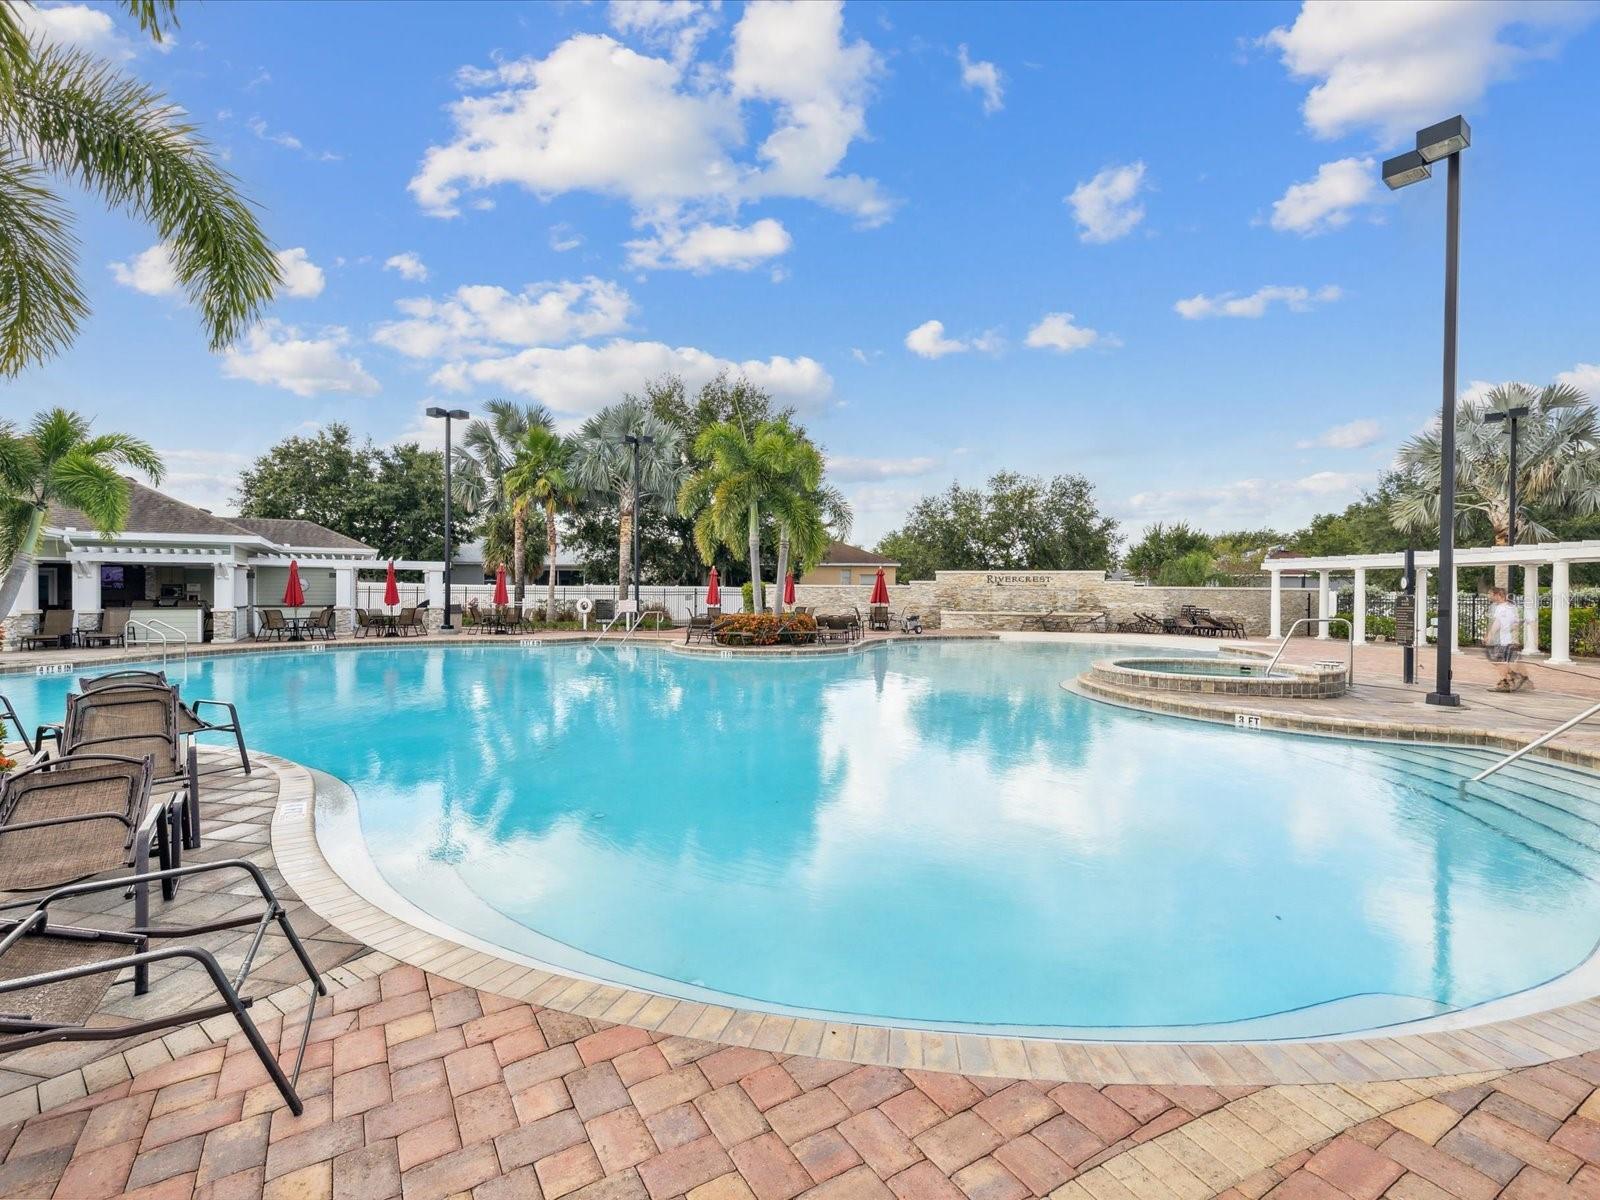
(48, 451, 130, 534)
(121, 0, 180, 44)
(73, 430, 163, 481)
(0, 153, 85, 374)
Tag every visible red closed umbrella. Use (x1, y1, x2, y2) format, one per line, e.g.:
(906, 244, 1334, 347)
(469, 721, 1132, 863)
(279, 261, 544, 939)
(383, 560, 400, 609)
(282, 560, 305, 608)
(783, 572, 796, 605)
(493, 564, 509, 607)
(705, 567, 720, 608)
(869, 567, 890, 606)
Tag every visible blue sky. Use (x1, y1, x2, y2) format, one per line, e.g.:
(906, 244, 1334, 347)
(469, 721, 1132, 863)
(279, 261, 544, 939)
(10, 0, 1600, 546)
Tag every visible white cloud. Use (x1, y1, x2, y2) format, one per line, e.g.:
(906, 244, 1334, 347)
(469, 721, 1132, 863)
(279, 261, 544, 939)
(431, 339, 833, 423)
(246, 117, 302, 151)
(220, 320, 380, 397)
(827, 455, 938, 482)
(275, 248, 325, 299)
(1297, 418, 1381, 450)
(12, 3, 160, 59)
(1067, 162, 1147, 244)
(384, 253, 429, 282)
(1126, 470, 1371, 526)
(412, 3, 889, 264)
(549, 224, 583, 253)
(957, 44, 1003, 114)
(1024, 312, 1106, 353)
(373, 278, 633, 359)
(137, 447, 253, 516)
(1262, 1, 1594, 143)
(1174, 284, 1342, 319)
(1555, 363, 1600, 397)
(904, 320, 967, 360)
(607, 0, 719, 65)
(1270, 157, 1376, 235)
(625, 218, 792, 272)
(109, 244, 179, 295)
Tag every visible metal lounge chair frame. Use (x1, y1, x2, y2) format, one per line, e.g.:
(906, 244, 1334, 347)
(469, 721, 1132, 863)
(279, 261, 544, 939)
(79, 670, 251, 776)
(0, 859, 327, 1114)
(20, 609, 75, 651)
(1, 695, 33, 755)
(78, 607, 131, 650)
(0, 754, 180, 989)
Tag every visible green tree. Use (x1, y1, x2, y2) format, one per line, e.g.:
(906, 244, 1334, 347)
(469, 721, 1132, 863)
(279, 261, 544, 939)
(678, 418, 789, 612)
(0, 1, 279, 375)
(504, 427, 578, 620)
(1289, 478, 1412, 557)
(571, 399, 685, 601)
(1123, 521, 1213, 579)
(876, 472, 1119, 580)
(0, 408, 163, 616)
(761, 423, 852, 616)
(1156, 549, 1216, 586)
(450, 400, 552, 589)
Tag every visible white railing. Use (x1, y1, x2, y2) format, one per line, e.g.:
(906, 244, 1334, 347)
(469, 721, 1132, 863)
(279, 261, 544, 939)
(1264, 616, 1354, 685)
(126, 616, 189, 668)
(1466, 699, 1600, 788)
(356, 583, 730, 620)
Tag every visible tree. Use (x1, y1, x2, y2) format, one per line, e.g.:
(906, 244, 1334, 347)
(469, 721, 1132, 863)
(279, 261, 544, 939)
(0, 408, 164, 617)
(0, 1, 279, 375)
(504, 427, 578, 621)
(1392, 382, 1600, 584)
(234, 424, 467, 559)
(678, 419, 785, 613)
(1289, 477, 1412, 557)
(451, 400, 551, 589)
(571, 399, 685, 601)
(1156, 549, 1216, 587)
(876, 472, 1119, 580)
(1123, 521, 1212, 580)
(756, 422, 852, 617)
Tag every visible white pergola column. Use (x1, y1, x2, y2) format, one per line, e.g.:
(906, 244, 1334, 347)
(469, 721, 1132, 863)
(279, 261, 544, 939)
(212, 562, 249, 642)
(1416, 569, 1430, 650)
(1316, 570, 1332, 638)
(1550, 559, 1572, 665)
(1269, 570, 1282, 639)
(1352, 568, 1367, 645)
(1522, 564, 1540, 657)
(70, 560, 101, 634)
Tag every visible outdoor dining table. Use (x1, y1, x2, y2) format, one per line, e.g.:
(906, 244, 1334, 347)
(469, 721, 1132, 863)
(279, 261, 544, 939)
(283, 615, 314, 642)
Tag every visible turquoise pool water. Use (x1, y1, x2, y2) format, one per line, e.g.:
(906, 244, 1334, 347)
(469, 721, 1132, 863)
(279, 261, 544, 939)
(1115, 657, 1291, 678)
(8, 641, 1600, 1038)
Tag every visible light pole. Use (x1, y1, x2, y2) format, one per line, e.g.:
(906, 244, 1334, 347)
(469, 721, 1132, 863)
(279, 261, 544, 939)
(426, 407, 470, 630)
(622, 433, 653, 606)
(1384, 114, 1471, 707)
(1483, 404, 1530, 549)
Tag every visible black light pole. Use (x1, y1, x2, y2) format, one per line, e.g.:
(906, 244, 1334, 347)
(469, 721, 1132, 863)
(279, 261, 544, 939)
(1384, 114, 1471, 707)
(426, 407, 471, 630)
(622, 433, 653, 606)
(1483, 404, 1530, 549)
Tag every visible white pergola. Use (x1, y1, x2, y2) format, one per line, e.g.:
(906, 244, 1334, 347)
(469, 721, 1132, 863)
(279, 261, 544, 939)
(1263, 540, 1600, 665)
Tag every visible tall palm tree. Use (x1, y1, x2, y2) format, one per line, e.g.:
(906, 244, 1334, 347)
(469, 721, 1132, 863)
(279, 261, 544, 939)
(504, 427, 579, 622)
(0, 1, 280, 375)
(571, 399, 684, 601)
(453, 400, 552, 596)
(762, 426, 853, 617)
(1392, 382, 1600, 583)
(0, 408, 164, 617)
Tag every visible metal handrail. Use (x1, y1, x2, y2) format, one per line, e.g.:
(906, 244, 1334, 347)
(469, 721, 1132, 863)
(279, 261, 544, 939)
(1466, 699, 1600, 787)
(126, 616, 189, 667)
(1264, 616, 1354, 685)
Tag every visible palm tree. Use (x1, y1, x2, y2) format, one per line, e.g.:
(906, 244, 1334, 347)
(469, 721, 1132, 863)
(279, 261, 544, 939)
(504, 427, 579, 622)
(0, 408, 164, 618)
(1392, 382, 1600, 583)
(453, 400, 552, 598)
(0, 1, 280, 375)
(762, 426, 853, 617)
(571, 399, 685, 601)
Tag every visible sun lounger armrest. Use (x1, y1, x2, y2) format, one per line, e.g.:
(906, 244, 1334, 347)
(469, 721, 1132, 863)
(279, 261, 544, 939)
(24, 858, 286, 919)
(186, 699, 239, 727)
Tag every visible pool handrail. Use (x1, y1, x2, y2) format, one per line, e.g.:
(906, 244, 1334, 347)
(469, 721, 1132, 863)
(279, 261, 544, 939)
(126, 616, 189, 669)
(1466, 698, 1600, 788)
(1264, 616, 1354, 686)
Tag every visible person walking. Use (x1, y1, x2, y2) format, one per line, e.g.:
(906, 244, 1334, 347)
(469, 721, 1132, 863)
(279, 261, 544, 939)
(1484, 586, 1531, 692)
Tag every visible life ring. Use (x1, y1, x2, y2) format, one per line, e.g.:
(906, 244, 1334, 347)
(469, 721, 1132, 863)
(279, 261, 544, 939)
(575, 597, 595, 615)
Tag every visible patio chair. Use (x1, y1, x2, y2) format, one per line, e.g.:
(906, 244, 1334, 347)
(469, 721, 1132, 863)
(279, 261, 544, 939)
(1199, 612, 1247, 639)
(20, 609, 74, 651)
(0, 755, 180, 984)
(78, 607, 131, 650)
(1065, 611, 1109, 633)
(80, 670, 250, 776)
(308, 607, 336, 640)
(52, 685, 201, 853)
(0, 858, 328, 1114)
(683, 613, 714, 644)
(1, 695, 33, 756)
(1168, 610, 1208, 636)
(255, 609, 287, 641)
(395, 607, 424, 636)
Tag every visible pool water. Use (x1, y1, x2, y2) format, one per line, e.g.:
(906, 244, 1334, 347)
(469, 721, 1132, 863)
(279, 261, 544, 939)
(1116, 657, 1290, 678)
(8, 641, 1600, 1038)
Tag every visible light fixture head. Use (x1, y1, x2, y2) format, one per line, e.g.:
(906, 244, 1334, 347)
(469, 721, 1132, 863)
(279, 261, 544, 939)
(448, 408, 469, 420)
(1382, 149, 1432, 190)
(1416, 115, 1470, 163)
(425, 406, 447, 418)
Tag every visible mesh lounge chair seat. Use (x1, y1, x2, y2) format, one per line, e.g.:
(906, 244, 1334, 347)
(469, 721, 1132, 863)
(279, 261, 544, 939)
(20, 610, 74, 651)
(78, 608, 131, 649)
(80, 671, 250, 775)
(0, 860, 327, 1114)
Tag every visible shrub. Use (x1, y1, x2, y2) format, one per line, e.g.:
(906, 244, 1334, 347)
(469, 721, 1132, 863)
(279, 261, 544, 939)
(712, 611, 817, 646)
(741, 581, 754, 613)
(1365, 614, 1396, 640)
(639, 602, 675, 629)
(1537, 606, 1600, 654)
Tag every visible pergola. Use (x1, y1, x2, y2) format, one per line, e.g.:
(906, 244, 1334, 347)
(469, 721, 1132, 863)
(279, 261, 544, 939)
(1262, 541, 1600, 665)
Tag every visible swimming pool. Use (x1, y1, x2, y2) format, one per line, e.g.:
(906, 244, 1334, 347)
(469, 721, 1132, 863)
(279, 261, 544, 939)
(8, 640, 1600, 1040)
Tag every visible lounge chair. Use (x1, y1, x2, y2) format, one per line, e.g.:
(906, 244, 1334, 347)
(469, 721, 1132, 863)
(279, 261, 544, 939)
(80, 670, 250, 775)
(0, 755, 180, 986)
(1199, 612, 1247, 639)
(20, 609, 74, 651)
(78, 607, 131, 650)
(0, 858, 327, 1114)
(683, 612, 717, 644)
(49, 685, 201, 852)
(867, 604, 893, 631)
